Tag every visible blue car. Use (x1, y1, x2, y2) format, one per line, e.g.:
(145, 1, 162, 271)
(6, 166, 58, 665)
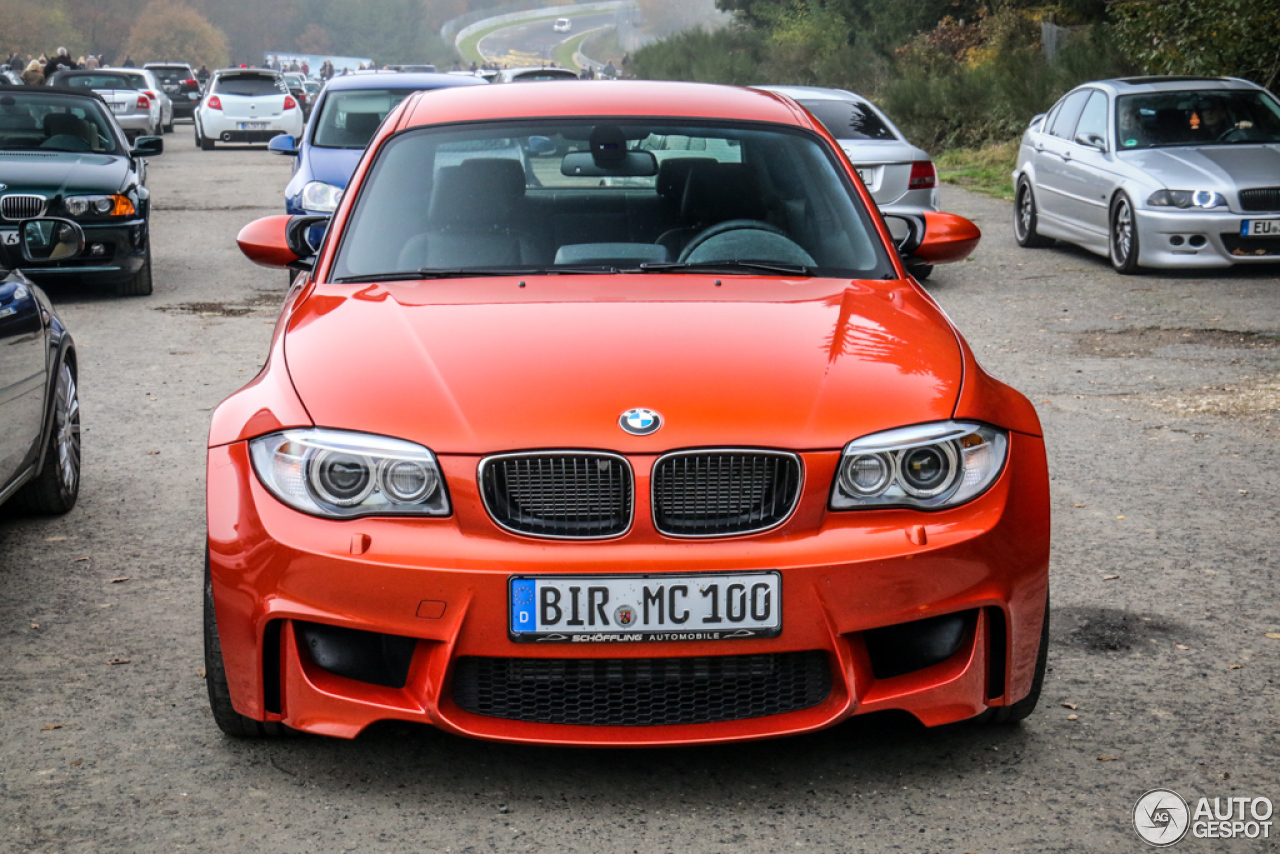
(269, 72, 488, 216)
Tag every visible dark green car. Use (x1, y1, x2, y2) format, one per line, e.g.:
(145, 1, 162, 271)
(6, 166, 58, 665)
(0, 87, 162, 295)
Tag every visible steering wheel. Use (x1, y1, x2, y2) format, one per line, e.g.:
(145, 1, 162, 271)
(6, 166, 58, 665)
(1216, 126, 1248, 143)
(677, 219, 815, 265)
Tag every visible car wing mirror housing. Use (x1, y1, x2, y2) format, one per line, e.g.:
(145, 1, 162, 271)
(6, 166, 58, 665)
(21, 218, 86, 263)
(883, 212, 981, 268)
(237, 214, 329, 270)
(268, 134, 299, 156)
(132, 136, 164, 156)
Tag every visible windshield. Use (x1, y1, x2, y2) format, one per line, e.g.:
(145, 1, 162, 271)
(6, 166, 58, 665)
(148, 67, 193, 85)
(64, 74, 135, 91)
(312, 89, 416, 148)
(0, 95, 120, 153)
(331, 119, 889, 281)
(1116, 90, 1280, 149)
(798, 99, 896, 141)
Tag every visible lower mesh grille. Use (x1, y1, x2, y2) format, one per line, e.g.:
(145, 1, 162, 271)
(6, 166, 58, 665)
(652, 451, 802, 536)
(452, 651, 831, 726)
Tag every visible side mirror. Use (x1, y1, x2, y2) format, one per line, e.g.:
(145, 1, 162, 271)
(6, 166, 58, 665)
(268, 134, 299, 156)
(527, 135, 556, 156)
(883, 212, 981, 268)
(132, 136, 164, 156)
(21, 218, 85, 263)
(237, 214, 330, 269)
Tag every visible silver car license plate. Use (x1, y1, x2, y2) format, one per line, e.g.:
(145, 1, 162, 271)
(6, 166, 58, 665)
(239, 122, 269, 131)
(1241, 219, 1280, 237)
(1, 230, 18, 246)
(509, 571, 781, 642)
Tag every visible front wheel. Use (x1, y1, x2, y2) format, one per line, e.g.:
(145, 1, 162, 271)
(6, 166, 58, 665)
(1109, 193, 1141, 274)
(10, 355, 80, 515)
(1013, 179, 1054, 248)
(116, 235, 153, 296)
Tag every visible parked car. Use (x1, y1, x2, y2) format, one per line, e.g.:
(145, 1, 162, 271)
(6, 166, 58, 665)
(143, 62, 203, 121)
(1012, 76, 1280, 273)
(107, 67, 173, 133)
(0, 87, 163, 295)
(269, 71, 487, 216)
(47, 70, 160, 140)
(0, 220, 82, 516)
(281, 72, 311, 120)
(553, 17, 572, 32)
(0, 66, 22, 85)
(490, 66, 579, 83)
(210, 80, 1048, 744)
(194, 68, 304, 150)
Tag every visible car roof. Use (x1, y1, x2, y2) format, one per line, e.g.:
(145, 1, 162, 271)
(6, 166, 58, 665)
(212, 68, 281, 78)
(144, 63, 194, 69)
(396, 81, 812, 129)
(322, 71, 487, 92)
(1084, 76, 1265, 95)
(4, 86, 109, 105)
(753, 85, 870, 105)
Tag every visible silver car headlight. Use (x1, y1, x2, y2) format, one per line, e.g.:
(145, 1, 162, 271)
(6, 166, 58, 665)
(1147, 189, 1226, 209)
(300, 181, 343, 212)
(249, 429, 450, 518)
(830, 421, 1007, 510)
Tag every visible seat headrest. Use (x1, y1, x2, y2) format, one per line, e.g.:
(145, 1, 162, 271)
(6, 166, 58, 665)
(680, 162, 767, 225)
(429, 158, 527, 227)
(342, 112, 382, 142)
(43, 113, 94, 146)
(656, 157, 714, 203)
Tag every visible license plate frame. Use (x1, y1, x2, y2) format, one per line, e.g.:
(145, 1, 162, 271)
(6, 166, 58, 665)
(1, 230, 18, 246)
(238, 121, 269, 131)
(509, 571, 782, 643)
(1241, 218, 1280, 237)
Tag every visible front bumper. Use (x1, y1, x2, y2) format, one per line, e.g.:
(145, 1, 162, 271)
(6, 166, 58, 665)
(17, 219, 147, 285)
(207, 433, 1050, 745)
(1136, 208, 1280, 268)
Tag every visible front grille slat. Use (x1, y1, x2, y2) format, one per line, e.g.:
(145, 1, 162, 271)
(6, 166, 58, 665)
(652, 450, 802, 537)
(452, 651, 831, 726)
(1240, 187, 1280, 213)
(480, 452, 633, 539)
(1, 194, 47, 221)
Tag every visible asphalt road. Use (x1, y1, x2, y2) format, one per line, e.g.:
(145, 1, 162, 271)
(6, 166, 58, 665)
(1, 132, 1278, 853)
(477, 13, 621, 67)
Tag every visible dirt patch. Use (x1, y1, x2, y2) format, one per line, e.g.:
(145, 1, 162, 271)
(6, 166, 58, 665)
(1052, 606, 1192, 653)
(158, 293, 284, 317)
(1148, 376, 1280, 420)
(1075, 328, 1280, 358)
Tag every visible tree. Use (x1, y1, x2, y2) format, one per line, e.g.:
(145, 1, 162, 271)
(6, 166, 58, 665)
(0, 0, 85, 59)
(63, 0, 143, 62)
(125, 0, 229, 68)
(1110, 0, 1280, 89)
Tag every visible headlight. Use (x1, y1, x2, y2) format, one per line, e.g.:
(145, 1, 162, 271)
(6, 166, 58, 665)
(830, 421, 1007, 510)
(1147, 189, 1226, 209)
(300, 181, 343, 212)
(249, 429, 450, 518)
(61, 194, 135, 218)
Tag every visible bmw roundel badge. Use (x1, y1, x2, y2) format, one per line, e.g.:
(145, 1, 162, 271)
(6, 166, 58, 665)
(619, 408, 662, 436)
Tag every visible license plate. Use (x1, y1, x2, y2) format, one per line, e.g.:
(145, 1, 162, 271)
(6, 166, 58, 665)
(1, 230, 18, 246)
(189, 92, 200, 100)
(510, 571, 781, 643)
(1241, 218, 1280, 237)
(110, 102, 128, 114)
(239, 122, 269, 130)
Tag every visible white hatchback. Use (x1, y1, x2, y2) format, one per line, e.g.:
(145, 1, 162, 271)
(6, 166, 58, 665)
(194, 68, 304, 150)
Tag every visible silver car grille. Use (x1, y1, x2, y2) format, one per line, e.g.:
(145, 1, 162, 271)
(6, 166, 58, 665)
(0, 194, 47, 221)
(652, 450, 803, 537)
(480, 452, 633, 539)
(1240, 188, 1280, 213)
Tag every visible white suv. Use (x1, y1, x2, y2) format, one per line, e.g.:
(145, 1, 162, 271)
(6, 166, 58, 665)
(194, 68, 304, 150)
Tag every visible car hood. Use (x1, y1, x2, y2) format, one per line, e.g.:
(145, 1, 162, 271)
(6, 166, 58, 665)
(282, 276, 964, 453)
(1122, 144, 1280, 192)
(0, 151, 130, 195)
(302, 146, 363, 190)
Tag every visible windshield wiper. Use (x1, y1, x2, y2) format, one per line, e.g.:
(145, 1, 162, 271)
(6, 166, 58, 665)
(634, 260, 812, 276)
(333, 266, 615, 283)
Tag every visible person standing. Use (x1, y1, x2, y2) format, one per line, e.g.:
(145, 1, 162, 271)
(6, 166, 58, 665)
(43, 46, 74, 79)
(21, 59, 44, 85)
(121, 54, 135, 67)
(84, 54, 99, 70)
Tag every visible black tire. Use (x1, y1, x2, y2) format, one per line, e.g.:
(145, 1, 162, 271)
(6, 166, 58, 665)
(1013, 179, 1054, 248)
(164, 114, 174, 133)
(204, 554, 289, 738)
(116, 235, 152, 296)
(1109, 192, 1141, 274)
(196, 121, 214, 151)
(973, 592, 1049, 725)
(10, 355, 80, 515)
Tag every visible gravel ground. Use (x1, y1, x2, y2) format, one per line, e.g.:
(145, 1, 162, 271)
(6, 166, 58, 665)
(1, 138, 1277, 853)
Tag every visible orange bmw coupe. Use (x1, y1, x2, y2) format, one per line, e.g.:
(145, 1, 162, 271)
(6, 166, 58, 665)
(207, 81, 1050, 745)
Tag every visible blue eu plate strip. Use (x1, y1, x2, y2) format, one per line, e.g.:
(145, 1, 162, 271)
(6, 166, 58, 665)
(511, 579, 536, 632)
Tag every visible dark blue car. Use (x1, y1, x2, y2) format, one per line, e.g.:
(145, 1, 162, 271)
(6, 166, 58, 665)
(269, 72, 488, 216)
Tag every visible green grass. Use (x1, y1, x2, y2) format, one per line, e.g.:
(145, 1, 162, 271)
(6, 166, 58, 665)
(554, 32, 592, 70)
(935, 140, 1020, 200)
(458, 8, 605, 66)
